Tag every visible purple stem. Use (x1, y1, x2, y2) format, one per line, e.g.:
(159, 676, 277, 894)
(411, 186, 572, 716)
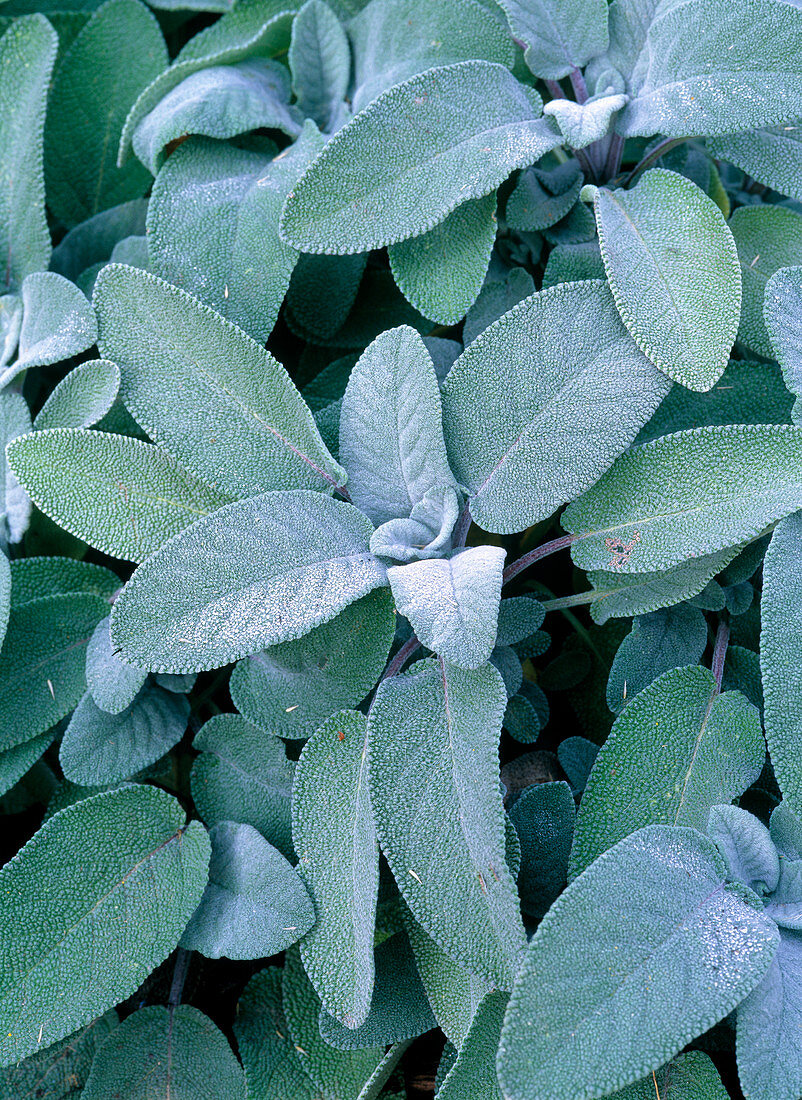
(502, 533, 577, 586)
(545, 78, 565, 100)
(603, 132, 625, 181)
(624, 137, 688, 185)
(382, 635, 421, 680)
(452, 503, 472, 549)
(711, 618, 730, 692)
(569, 68, 589, 104)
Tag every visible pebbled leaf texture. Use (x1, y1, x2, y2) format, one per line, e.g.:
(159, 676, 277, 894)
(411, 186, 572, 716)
(436, 990, 507, 1099)
(0, 15, 56, 292)
(6, 272, 98, 383)
(34, 359, 120, 431)
(289, 0, 350, 131)
(710, 124, 802, 204)
(293, 710, 379, 1028)
(764, 265, 802, 401)
(497, 825, 779, 1100)
(7, 428, 230, 563)
(593, 169, 741, 392)
(442, 280, 670, 534)
(570, 666, 765, 877)
(0, 1011, 117, 1100)
(498, 0, 608, 80)
(563, 425, 802, 573)
(605, 1052, 730, 1099)
(280, 61, 561, 253)
(94, 264, 346, 497)
(111, 490, 387, 673)
(44, 0, 167, 228)
(387, 545, 505, 670)
(605, 604, 707, 713)
(81, 1005, 245, 1099)
(86, 614, 147, 713)
(181, 821, 315, 960)
(339, 325, 458, 525)
(0, 785, 210, 1066)
(368, 658, 526, 990)
(9, 555, 119, 607)
(191, 713, 295, 858)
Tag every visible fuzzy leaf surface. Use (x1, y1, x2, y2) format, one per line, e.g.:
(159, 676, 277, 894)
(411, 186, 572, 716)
(34, 359, 120, 431)
(710, 125, 802, 204)
(764, 265, 802, 400)
(405, 917, 490, 1047)
(436, 990, 507, 1099)
(6, 272, 98, 383)
(289, 0, 349, 130)
(498, 0, 607, 79)
(85, 615, 147, 714)
(0, 785, 210, 1066)
(605, 604, 707, 713)
(605, 1052, 729, 1099)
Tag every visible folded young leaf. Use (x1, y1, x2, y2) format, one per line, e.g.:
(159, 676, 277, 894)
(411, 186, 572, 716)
(339, 325, 457, 525)
(388, 545, 505, 670)
(765, 265, 802, 401)
(233, 968, 320, 1100)
(348, 0, 513, 115)
(148, 131, 324, 346)
(7, 428, 229, 562)
(617, 0, 802, 138)
(289, 0, 349, 131)
(34, 360, 120, 432)
(0, 785, 211, 1066)
(133, 60, 301, 176)
(707, 805, 780, 895)
(761, 511, 802, 816)
(730, 206, 802, 359)
(0, 15, 57, 292)
(605, 604, 707, 713)
(181, 821, 315, 960)
(570, 666, 764, 877)
(388, 195, 497, 325)
(94, 265, 346, 497)
(0, 1010, 117, 1100)
(0, 592, 108, 753)
(737, 928, 802, 1100)
(59, 684, 189, 785)
(593, 169, 741, 392)
(111, 490, 386, 672)
(544, 93, 628, 149)
(498, 825, 779, 1100)
(563, 425, 802, 573)
(81, 1005, 245, 1100)
(710, 125, 802, 204)
(293, 710, 379, 1028)
(369, 485, 460, 563)
(442, 280, 670, 534)
(498, 0, 607, 80)
(280, 61, 561, 253)
(230, 590, 394, 739)
(368, 658, 526, 990)
(191, 713, 295, 858)
(436, 990, 508, 1100)
(44, 0, 167, 228)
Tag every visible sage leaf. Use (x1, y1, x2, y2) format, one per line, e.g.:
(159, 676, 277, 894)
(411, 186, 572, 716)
(5, 272, 98, 385)
(605, 1052, 730, 1099)
(497, 0, 608, 80)
(436, 990, 507, 1100)
(0, 1012, 117, 1100)
(765, 265, 802, 401)
(710, 124, 802, 204)
(85, 615, 147, 714)
(289, 0, 350, 131)
(33, 360, 120, 432)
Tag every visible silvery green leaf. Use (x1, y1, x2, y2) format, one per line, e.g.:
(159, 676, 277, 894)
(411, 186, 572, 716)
(148, 126, 325, 344)
(506, 160, 583, 234)
(180, 821, 315, 960)
(81, 1005, 245, 1100)
(605, 604, 707, 714)
(118, 3, 296, 164)
(0, 730, 54, 801)
(287, 254, 367, 341)
(0, 391, 32, 544)
(509, 781, 575, 919)
(234, 967, 320, 1100)
(94, 265, 346, 497)
(33, 359, 120, 432)
(0, 592, 108, 752)
(463, 264, 535, 344)
(730, 205, 802, 359)
(0, 15, 57, 292)
(436, 990, 508, 1099)
(737, 928, 802, 1100)
(557, 735, 599, 794)
(570, 666, 765, 877)
(280, 62, 561, 254)
(318, 931, 436, 1049)
(441, 280, 670, 535)
(0, 273, 98, 389)
(593, 169, 741, 392)
(490, 645, 523, 698)
(50, 198, 147, 283)
(541, 238, 605, 288)
(497, 0, 608, 80)
(293, 711, 378, 1028)
(368, 658, 526, 989)
(348, 0, 513, 114)
(497, 825, 779, 1100)
(133, 59, 302, 176)
(706, 805, 779, 895)
(0, 785, 210, 1066)
(388, 545, 505, 670)
(544, 93, 628, 149)
(110, 490, 387, 673)
(230, 590, 394, 739)
(710, 123, 802, 203)
(191, 713, 295, 859)
(0, 297, 22, 371)
(59, 684, 189, 785)
(765, 858, 802, 930)
(765, 265, 802, 401)
(369, 484, 460, 563)
(0, 1010, 117, 1100)
(563, 426, 802, 574)
(109, 234, 149, 269)
(289, 0, 349, 131)
(761, 512, 802, 817)
(86, 614, 147, 714)
(771, 802, 802, 862)
(604, 1052, 730, 1099)
(388, 195, 497, 325)
(496, 596, 545, 648)
(7, 429, 230, 563)
(10, 556, 119, 607)
(340, 325, 457, 525)
(44, 0, 167, 228)
(617, 0, 802, 139)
